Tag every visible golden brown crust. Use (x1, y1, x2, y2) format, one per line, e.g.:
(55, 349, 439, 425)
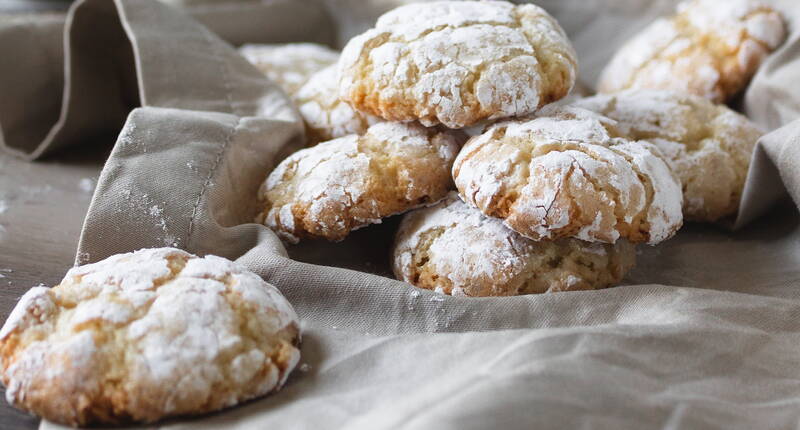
(257, 122, 461, 243)
(572, 89, 764, 222)
(0, 248, 300, 426)
(597, 0, 785, 102)
(452, 106, 683, 245)
(295, 65, 382, 146)
(337, 1, 576, 128)
(393, 193, 636, 296)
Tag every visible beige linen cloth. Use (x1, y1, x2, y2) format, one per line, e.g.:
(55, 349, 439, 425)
(0, 0, 799, 428)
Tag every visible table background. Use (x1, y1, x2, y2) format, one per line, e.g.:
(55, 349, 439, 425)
(0, 142, 109, 429)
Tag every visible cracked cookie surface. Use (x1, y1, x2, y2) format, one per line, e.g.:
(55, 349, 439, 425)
(452, 105, 683, 245)
(239, 43, 339, 97)
(393, 192, 636, 296)
(573, 89, 764, 222)
(338, 1, 577, 129)
(0, 248, 300, 427)
(258, 122, 460, 243)
(296, 65, 383, 145)
(597, 0, 785, 103)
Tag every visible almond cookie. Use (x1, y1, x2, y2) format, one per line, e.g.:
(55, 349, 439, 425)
(239, 43, 339, 96)
(452, 106, 683, 245)
(257, 122, 460, 243)
(295, 65, 383, 145)
(597, 0, 785, 103)
(338, 1, 577, 129)
(572, 89, 764, 222)
(0, 248, 300, 426)
(393, 193, 636, 297)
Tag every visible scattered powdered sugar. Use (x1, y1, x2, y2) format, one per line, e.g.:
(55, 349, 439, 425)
(117, 122, 140, 149)
(75, 252, 91, 266)
(299, 363, 312, 373)
(78, 178, 95, 194)
(0, 200, 8, 214)
(117, 190, 180, 247)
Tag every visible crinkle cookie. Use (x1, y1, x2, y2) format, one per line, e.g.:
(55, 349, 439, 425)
(597, 0, 785, 103)
(257, 122, 460, 243)
(452, 106, 683, 245)
(0, 248, 300, 427)
(572, 89, 764, 222)
(338, 1, 577, 128)
(393, 193, 636, 297)
(239, 43, 339, 96)
(296, 65, 383, 145)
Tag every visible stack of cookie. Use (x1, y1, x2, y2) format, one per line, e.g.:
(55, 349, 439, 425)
(247, 0, 785, 297)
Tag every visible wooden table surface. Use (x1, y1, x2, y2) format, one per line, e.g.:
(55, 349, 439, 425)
(0, 145, 110, 430)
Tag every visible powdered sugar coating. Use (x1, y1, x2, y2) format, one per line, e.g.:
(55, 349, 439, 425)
(598, 0, 785, 102)
(572, 89, 764, 221)
(295, 65, 382, 145)
(258, 122, 460, 243)
(0, 248, 300, 426)
(338, 1, 577, 128)
(453, 106, 683, 244)
(393, 192, 636, 296)
(239, 43, 339, 97)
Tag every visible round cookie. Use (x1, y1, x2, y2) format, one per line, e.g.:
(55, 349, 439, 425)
(452, 105, 683, 245)
(572, 89, 764, 222)
(393, 193, 636, 297)
(239, 43, 339, 97)
(0, 248, 300, 427)
(338, 1, 577, 129)
(257, 122, 460, 243)
(597, 0, 785, 103)
(295, 65, 383, 145)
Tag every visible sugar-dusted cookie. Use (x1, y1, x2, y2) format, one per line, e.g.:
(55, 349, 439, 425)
(572, 89, 764, 222)
(452, 105, 683, 245)
(0, 248, 300, 426)
(257, 122, 460, 243)
(597, 0, 785, 103)
(239, 43, 339, 96)
(393, 193, 636, 296)
(295, 65, 382, 145)
(338, 1, 577, 128)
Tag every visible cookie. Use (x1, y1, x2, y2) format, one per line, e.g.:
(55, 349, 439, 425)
(295, 65, 383, 145)
(597, 0, 785, 103)
(0, 248, 300, 426)
(338, 1, 577, 128)
(452, 105, 683, 245)
(239, 43, 339, 96)
(257, 122, 460, 243)
(572, 89, 764, 222)
(393, 193, 636, 296)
